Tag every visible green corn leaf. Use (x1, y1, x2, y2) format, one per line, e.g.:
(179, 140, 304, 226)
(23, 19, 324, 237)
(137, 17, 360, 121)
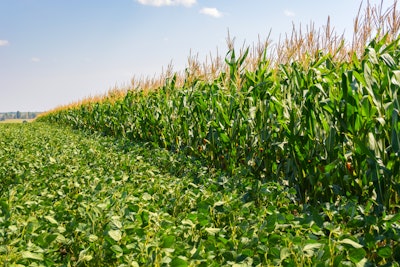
(391, 70, 400, 86)
(391, 109, 400, 153)
(380, 53, 396, 68)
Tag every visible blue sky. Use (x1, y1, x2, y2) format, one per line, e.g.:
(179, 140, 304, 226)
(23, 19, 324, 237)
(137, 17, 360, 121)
(0, 0, 393, 112)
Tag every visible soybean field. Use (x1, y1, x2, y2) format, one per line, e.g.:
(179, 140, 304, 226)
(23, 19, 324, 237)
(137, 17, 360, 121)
(0, 122, 399, 266)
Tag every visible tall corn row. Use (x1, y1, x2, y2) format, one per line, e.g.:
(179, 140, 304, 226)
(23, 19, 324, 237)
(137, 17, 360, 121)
(38, 34, 400, 209)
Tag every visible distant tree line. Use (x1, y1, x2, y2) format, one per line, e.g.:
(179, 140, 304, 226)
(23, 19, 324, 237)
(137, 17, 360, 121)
(0, 111, 41, 121)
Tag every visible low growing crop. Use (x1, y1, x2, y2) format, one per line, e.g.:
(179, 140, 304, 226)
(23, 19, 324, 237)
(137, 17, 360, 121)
(1, 123, 400, 266)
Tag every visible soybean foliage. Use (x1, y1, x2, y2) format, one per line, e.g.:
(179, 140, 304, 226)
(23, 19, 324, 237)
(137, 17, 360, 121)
(1, 123, 400, 266)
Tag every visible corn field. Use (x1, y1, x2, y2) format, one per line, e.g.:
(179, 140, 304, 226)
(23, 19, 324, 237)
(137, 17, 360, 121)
(38, 2, 400, 211)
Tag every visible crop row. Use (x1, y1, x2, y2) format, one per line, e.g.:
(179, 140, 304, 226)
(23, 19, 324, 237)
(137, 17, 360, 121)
(38, 35, 400, 210)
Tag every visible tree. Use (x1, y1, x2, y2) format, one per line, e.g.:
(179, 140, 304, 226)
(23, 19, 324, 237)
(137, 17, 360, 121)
(16, 111, 21, 119)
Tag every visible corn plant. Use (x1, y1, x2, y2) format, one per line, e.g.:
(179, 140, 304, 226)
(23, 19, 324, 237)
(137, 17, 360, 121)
(37, 2, 400, 211)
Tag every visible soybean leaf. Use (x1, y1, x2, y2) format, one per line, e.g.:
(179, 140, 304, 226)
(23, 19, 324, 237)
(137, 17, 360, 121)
(21, 251, 44, 261)
(170, 257, 188, 267)
(348, 248, 366, 263)
(338, 238, 363, 249)
(377, 246, 392, 259)
(108, 229, 122, 242)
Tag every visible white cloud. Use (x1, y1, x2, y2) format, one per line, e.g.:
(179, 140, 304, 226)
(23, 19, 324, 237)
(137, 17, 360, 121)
(284, 9, 295, 17)
(0, 40, 10, 46)
(136, 0, 196, 7)
(199, 7, 223, 18)
(31, 57, 40, 62)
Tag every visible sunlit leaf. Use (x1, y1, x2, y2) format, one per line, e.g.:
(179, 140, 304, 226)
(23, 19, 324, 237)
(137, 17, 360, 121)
(303, 243, 323, 256)
(181, 219, 195, 227)
(205, 227, 221, 235)
(108, 229, 122, 242)
(280, 247, 290, 260)
(338, 238, 363, 248)
(110, 245, 124, 257)
(88, 234, 98, 242)
(44, 215, 58, 225)
(21, 251, 44, 261)
(142, 192, 152, 201)
(213, 201, 225, 207)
